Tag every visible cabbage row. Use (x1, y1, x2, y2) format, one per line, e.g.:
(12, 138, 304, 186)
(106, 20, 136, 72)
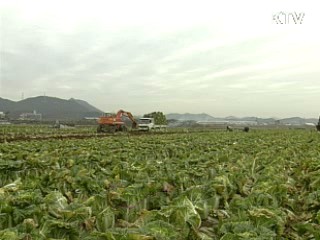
(0, 130, 319, 239)
(0, 125, 96, 142)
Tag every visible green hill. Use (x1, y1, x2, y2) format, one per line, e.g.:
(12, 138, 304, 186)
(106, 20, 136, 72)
(0, 96, 103, 120)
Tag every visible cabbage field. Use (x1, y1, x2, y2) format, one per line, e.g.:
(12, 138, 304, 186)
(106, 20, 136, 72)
(0, 129, 319, 239)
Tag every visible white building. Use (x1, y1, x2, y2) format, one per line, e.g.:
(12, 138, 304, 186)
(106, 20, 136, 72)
(19, 110, 42, 121)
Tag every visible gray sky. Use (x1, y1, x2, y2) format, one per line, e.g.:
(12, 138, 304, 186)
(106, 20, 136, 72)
(1, 0, 319, 118)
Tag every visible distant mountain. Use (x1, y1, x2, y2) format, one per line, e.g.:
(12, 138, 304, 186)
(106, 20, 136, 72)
(225, 116, 238, 120)
(0, 98, 15, 111)
(166, 113, 318, 125)
(0, 96, 103, 120)
(166, 113, 215, 121)
(280, 117, 318, 125)
(69, 98, 102, 113)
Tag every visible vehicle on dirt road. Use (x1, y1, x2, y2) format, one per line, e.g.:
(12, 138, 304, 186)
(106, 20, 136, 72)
(138, 117, 167, 131)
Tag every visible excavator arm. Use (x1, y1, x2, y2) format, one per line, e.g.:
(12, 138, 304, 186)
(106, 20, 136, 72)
(116, 110, 138, 129)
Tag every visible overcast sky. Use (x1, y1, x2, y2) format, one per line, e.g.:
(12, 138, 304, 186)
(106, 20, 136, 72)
(0, 0, 319, 118)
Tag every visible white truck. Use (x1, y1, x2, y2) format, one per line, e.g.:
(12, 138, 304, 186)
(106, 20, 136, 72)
(138, 118, 167, 131)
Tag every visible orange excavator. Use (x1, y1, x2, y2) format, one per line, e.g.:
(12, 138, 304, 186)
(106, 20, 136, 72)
(97, 110, 138, 133)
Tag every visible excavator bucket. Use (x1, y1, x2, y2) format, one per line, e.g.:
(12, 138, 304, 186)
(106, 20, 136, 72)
(132, 121, 138, 129)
